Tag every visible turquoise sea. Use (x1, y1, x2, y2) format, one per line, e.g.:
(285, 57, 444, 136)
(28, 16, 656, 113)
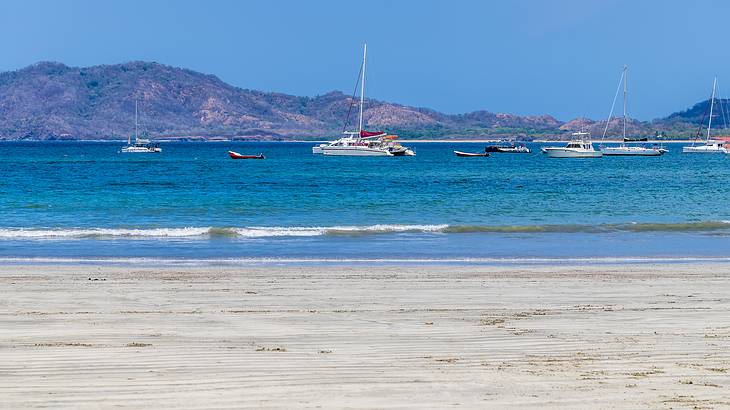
(1, 141, 730, 264)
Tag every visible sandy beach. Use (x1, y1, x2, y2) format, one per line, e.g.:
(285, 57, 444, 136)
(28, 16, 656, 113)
(1, 263, 729, 409)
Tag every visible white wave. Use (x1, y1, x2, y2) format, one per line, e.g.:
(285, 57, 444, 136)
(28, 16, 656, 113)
(0, 224, 451, 239)
(0, 227, 212, 239)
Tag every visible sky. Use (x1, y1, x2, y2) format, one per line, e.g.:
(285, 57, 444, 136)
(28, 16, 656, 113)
(0, 0, 727, 120)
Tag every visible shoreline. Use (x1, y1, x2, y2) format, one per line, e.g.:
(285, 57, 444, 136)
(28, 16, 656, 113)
(2, 262, 730, 408)
(0, 139, 700, 143)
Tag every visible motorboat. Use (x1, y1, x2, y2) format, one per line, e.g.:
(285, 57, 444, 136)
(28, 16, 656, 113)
(313, 44, 414, 157)
(485, 141, 531, 153)
(683, 77, 728, 153)
(599, 66, 664, 156)
(541, 132, 602, 158)
(121, 100, 161, 153)
(229, 151, 265, 159)
(454, 150, 489, 157)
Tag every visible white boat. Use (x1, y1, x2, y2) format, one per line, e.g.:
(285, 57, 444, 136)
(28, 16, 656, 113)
(541, 132, 602, 158)
(316, 44, 414, 157)
(683, 77, 727, 154)
(121, 100, 161, 153)
(599, 66, 664, 156)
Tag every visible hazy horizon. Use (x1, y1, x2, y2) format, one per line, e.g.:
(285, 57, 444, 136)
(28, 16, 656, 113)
(0, 0, 727, 120)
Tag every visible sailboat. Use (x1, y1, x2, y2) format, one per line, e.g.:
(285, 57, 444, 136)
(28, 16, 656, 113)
(601, 66, 664, 156)
(314, 45, 415, 157)
(121, 100, 161, 153)
(683, 77, 727, 153)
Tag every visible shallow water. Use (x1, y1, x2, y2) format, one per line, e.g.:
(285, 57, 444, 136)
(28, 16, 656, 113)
(1, 141, 728, 261)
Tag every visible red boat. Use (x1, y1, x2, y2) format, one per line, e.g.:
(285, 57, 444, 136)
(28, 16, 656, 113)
(229, 151, 265, 159)
(454, 150, 489, 157)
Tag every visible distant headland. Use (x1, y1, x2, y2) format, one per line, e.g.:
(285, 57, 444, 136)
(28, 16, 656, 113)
(0, 61, 721, 141)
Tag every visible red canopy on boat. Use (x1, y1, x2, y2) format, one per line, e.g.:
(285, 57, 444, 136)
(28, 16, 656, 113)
(360, 130, 386, 138)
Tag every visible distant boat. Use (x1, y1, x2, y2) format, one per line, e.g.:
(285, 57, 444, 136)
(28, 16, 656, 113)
(542, 132, 602, 158)
(315, 44, 415, 157)
(121, 100, 161, 153)
(683, 77, 728, 154)
(600, 66, 664, 156)
(454, 150, 490, 157)
(485, 141, 531, 153)
(229, 151, 264, 159)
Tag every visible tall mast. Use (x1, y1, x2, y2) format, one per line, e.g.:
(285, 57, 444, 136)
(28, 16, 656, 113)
(622, 65, 627, 141)
(358, 43, 367, 134)
(707, 77, 717, 141)
(134, 99, 138, 144)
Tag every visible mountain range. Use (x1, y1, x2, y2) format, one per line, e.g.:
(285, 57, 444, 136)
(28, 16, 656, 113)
(0, 61, 723, 140)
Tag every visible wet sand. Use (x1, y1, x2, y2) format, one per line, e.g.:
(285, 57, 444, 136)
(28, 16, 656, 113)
(1, 263, 729, 409)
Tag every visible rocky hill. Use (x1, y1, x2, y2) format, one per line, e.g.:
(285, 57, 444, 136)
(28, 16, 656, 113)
(0, 61, 718, 140)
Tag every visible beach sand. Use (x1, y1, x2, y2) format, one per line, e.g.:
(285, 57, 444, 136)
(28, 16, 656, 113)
(1, 263, 729, 409)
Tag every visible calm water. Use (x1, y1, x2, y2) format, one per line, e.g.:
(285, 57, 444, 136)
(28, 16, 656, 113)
(1, 141, 729, 263)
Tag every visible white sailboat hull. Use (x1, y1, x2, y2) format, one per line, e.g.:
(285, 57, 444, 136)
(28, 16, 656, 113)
(682, 145, 726, 153)
(121, 146, 161, 153)
(542, 148, 602, 158)
(601, 146, 663, 156)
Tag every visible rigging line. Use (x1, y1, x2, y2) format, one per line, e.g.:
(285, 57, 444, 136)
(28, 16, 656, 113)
(694, 86, 713, 143)
(601, 67, 626, 144)
(342, 60, 365, 133)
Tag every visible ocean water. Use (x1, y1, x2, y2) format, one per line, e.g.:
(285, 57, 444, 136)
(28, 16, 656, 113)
(1, 140, 729, 264)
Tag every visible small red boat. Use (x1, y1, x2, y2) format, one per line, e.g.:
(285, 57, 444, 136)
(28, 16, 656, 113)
(229, 151, 265, 159)
(454, 150, 489, 157)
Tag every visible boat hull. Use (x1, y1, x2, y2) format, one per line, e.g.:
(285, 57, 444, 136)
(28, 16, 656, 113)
(322, 146, 393, 156)
(682, 146, 727, 153)
(601, 147, 663, 156)
(121, 146, 161, 153)
(454, 151, 489, 157)
(542, 148, 602, 158)
(228, 151, 265, 159)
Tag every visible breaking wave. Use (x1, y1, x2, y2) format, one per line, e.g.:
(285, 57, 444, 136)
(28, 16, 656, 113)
(0, 221, 729, 239)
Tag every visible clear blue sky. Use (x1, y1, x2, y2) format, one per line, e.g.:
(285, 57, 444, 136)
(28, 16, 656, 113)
(0, 0, 726, 120)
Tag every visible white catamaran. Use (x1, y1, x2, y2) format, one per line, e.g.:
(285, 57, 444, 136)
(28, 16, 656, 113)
(121, 100, 161, 153)
(601, 66, 665, 156)
(314, 44, 415, 157)
(683, 77, 727, 154)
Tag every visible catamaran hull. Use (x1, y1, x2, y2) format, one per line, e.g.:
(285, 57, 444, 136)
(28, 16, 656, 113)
(601, 147, 663, 156)
(322, 147, 393, 156)
(542, 148, 602, 158)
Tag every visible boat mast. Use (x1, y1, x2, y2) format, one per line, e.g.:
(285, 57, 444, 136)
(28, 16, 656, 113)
(622, 65, 627, 142)
(358, 43, 367, 135)
(134, 99, 138, 144)
(707, 77, 717, 142)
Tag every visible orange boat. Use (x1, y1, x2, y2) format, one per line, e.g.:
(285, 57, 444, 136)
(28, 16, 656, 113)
(228, 151, 265, 159)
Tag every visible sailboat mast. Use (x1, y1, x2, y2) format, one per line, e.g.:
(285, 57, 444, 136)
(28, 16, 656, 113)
(623, 65, 627, 141)
(358, 43, 367, 135)
(707, 77, 717, 141)
(134, 99, 138, 144)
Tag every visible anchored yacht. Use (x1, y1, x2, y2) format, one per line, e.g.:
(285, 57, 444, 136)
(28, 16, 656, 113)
(541, 132, 602, 158)
(314, 44, 415, 157)
(121, 100, 161, 153)
(600, 66, 664, 156)
(683, 77, 728, 154)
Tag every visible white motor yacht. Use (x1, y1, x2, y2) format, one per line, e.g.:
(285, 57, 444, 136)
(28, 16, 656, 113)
(541, 132, 602, 158)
